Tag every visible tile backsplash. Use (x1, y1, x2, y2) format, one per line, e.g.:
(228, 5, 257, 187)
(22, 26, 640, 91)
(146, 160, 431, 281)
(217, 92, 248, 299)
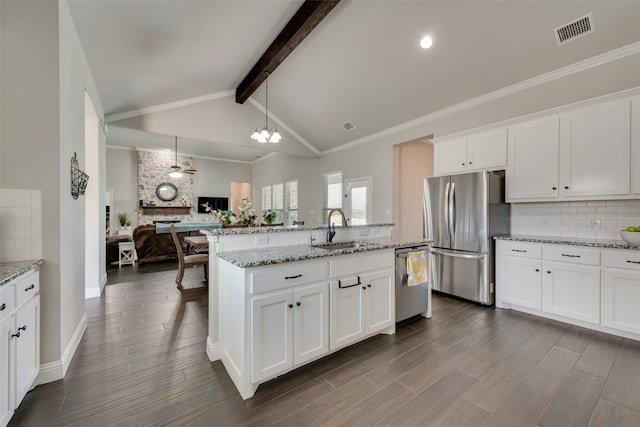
(0, 189, 42, 262)
(511, 200, 640, 241)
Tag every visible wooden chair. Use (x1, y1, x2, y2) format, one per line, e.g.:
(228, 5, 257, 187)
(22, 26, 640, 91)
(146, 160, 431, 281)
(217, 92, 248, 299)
(170, 224, 208, 289)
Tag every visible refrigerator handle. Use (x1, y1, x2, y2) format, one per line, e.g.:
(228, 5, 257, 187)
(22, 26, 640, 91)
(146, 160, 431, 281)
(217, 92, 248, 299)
(423, 179, 433, 241)
(444, 181, 450, 242)
(448, 182, 455, 242)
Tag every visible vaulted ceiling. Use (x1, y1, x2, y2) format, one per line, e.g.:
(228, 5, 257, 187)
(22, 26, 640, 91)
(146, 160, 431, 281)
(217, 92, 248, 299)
(67, 1, 640, 163)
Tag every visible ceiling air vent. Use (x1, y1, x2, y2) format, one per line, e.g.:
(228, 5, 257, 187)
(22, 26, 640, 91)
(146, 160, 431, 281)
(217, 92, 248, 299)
(341, 121, 356, 132)
(554, 13, 594, 46)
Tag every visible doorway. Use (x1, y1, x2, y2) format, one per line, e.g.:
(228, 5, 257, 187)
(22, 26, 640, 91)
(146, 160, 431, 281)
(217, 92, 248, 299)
(230, 181, 251, 215)
(84, 91, 102, 298)
(345, 177, 372, 225)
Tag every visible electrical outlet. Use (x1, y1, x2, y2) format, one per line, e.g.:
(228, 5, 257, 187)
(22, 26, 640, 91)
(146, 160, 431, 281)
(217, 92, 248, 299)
(591, 219, 601, 230)
(256, 234, 269, 245)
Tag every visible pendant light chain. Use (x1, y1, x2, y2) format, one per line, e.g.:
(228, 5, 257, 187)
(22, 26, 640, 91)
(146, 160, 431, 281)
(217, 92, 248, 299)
(250, 71, 281, 144)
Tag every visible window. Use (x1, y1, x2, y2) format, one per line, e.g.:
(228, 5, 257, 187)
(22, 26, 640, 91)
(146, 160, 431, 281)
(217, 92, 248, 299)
(324, 171, 344, 225)
(261, 180, 298, 225)
(285, 180, 298, 224)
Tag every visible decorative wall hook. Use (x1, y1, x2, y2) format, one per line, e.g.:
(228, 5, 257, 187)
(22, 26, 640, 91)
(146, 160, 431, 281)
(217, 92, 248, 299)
(71, 152, 89, 199)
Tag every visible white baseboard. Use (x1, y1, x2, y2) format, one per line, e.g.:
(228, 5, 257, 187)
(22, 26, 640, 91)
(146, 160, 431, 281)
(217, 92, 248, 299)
(86, 274, 106, 299)
(206, 336, 220, 361)
(38, 312, 88, 385)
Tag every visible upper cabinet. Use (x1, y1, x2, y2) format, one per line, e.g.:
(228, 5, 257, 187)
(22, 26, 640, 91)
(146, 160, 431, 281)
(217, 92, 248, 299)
(559, 98, 630, 198)
(507, 116, 560, 201)
(632, 96, 640, 195)
(434, 128, 507, 176)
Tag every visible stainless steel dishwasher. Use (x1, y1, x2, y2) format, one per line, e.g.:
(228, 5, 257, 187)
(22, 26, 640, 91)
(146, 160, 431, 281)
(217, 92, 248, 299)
(395, 245, 431, 323)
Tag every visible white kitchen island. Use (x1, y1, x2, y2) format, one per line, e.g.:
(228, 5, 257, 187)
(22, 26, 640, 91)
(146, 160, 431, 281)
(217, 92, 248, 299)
(201, 224, 426, 399)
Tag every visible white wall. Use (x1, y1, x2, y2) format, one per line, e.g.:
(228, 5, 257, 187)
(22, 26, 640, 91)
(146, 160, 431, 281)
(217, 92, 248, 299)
(251, 52, 640, 232)
(193, 158, 252, 220)
(106, 148, 138, 232)
(1, 0, 105, 377)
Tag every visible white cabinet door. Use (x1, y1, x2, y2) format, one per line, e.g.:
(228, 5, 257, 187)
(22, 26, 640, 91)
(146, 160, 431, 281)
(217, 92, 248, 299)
(507, 116, 560, 201)
(542, 262, 600, 324)
(603, 269, 640, 335)
(293, 283, 329, 365)
(467, 127, 507, 171)
(560, 99, 631, 197)
(498, 256, 542, 310)
(363, 269, 394, 334)
(330, 281, 364, 351)
(251, 291, 293, 382)
(0, 318, 14, 427)
(632, 95, 640, 195)
(434, 137, 467, 176)
(14, 296, 38, 405)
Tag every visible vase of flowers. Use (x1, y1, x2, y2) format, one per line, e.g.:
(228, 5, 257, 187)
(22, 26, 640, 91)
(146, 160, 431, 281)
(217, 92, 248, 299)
(262, 209, 277, 224)
(237, 198, 256, 225)
(201, 202, 236, 225)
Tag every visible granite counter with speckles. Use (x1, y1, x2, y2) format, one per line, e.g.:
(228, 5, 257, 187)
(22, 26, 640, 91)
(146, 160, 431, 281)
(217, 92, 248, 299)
(202, 223, 395, 236)
(0, 259, 44, 287)
(218, 239, 429, 268)
(495, 235, 640, 250)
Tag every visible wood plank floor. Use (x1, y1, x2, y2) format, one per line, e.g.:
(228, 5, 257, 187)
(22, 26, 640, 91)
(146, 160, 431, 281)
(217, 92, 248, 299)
(10, 262, 640, 426)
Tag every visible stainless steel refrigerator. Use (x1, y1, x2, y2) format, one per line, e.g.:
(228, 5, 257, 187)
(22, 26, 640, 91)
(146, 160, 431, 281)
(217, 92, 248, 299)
(423, 171, 509, 305)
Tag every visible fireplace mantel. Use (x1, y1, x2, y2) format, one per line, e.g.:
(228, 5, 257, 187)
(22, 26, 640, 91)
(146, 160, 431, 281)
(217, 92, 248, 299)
(141, 206, 191, 215)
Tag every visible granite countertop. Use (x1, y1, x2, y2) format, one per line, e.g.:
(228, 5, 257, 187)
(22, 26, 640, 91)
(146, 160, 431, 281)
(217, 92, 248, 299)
(0, 259, 44, 287)
(202, 223, 395, 236)
(218, 238, 430, 268)
(495, 235, 640, 250)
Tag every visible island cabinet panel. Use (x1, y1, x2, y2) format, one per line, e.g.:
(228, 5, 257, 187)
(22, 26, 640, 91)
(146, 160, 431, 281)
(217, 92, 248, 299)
(330, 280, 364, 350)
(363, 269, 394, 333)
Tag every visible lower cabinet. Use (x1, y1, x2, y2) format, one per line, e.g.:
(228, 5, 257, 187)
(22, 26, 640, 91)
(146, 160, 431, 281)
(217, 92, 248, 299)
(497, 256, 542, 310)
(542, 261, 600, 324)
(602, 250, 640, 335)
(251, 282, 329, 383)
(0, 269, 40, 427)
(329, 268, 394, 351)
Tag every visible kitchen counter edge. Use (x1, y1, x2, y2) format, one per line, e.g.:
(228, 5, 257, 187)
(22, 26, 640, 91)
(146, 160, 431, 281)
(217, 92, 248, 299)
(0, 259, 44, 287)
(201, 223, 395, 236)
(218, 239, 429, 268)
(495, 235, 640, 250)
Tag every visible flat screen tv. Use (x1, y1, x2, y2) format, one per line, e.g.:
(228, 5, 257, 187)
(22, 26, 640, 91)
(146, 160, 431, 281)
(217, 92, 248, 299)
(197, 196, 229, 213)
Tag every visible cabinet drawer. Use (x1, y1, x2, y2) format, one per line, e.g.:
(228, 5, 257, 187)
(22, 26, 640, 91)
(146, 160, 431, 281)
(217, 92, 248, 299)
(331, 250, 394, 278)
(497, 241, 541, 259)
(543, 245, 600, 266)
(603, 250, 640, 271)
(15, 270, 40, 308)
(0, 283, 16, 323)
(250, 262, 329, 294)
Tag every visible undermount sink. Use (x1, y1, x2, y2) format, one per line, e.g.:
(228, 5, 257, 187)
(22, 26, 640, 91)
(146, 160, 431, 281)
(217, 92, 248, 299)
(312, 241, 376, 250)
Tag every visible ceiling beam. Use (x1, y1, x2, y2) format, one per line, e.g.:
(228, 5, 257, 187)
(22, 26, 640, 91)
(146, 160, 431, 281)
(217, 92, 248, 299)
(235, 0, 340, 104)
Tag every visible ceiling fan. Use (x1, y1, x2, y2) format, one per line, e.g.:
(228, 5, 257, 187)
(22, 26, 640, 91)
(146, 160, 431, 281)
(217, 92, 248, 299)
(169, 136, 196, 178)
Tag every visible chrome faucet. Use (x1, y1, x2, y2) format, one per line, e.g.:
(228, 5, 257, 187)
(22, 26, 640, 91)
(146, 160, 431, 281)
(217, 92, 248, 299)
(326, 208, 348, 242)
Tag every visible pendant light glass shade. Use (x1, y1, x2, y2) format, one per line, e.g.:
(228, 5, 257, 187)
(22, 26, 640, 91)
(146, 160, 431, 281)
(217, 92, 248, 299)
(250, 72, 281, 144)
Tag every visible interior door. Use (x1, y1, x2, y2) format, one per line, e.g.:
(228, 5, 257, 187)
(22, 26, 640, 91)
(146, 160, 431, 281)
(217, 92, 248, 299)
(345, 177, 372, 225)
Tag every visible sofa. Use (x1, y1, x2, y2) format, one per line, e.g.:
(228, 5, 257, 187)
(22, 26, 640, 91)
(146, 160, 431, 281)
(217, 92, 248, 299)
(132, 224, 198, 265)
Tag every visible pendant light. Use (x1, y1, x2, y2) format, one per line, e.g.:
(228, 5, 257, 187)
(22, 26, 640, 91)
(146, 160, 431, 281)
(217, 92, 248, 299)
(250, 71, 281, 143)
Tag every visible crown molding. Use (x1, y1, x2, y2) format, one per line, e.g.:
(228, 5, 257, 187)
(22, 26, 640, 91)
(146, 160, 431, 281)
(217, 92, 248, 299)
(321, 40, 640, 156)
(105, 90, 235, 122)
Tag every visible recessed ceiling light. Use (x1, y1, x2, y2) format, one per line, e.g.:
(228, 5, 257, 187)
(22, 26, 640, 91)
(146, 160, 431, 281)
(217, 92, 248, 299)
(420, 35, 433, 49)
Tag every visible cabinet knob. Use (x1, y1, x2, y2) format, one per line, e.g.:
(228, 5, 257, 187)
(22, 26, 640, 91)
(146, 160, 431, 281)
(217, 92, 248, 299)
(367, 284, 372, 288)
(469, 161, 473, 165)
(564, 186, 569, 190)
(18, 325, 26, 332)
(11, 332, 20, 339)
(25, 284, 35, 292)
(547, 270, 552, 274)
(552, 187, 557, 190)
(0, 303, 5, 311)
(296, 302, 301, 307)
(362, 286, 367, 290)
(462, 163, 465, 166)
(288, 304, 293, 309)
(535, 269, 540, 272)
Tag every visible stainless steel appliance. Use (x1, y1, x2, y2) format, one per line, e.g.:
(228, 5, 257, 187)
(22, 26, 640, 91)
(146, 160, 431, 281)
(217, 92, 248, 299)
(395, 245, 430, 323)
(423, 171, 509, 305)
